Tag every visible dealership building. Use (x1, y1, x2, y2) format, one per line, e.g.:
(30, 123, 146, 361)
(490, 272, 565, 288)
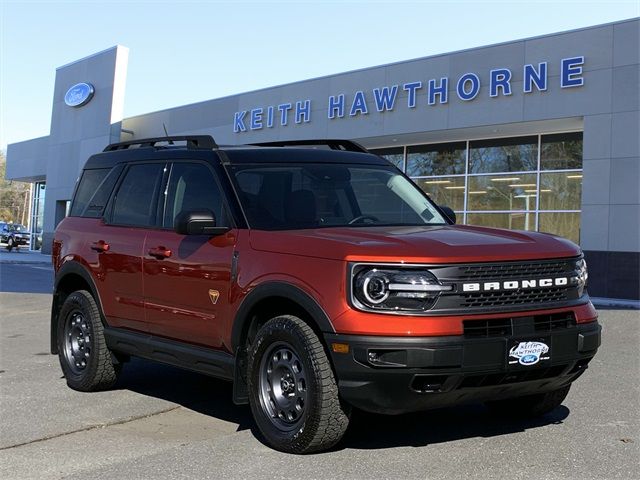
(6, 18, 639, 300)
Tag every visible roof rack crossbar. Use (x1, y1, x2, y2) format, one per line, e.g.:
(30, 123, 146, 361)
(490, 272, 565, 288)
(103, 135, 218, 152)
(250, 139, 368, 153)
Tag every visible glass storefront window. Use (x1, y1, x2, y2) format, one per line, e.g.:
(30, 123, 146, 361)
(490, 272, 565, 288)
(467, 173, 538, 211)
(415, 176, 465, 212)
(467, 212, 535, 232)
(539, 212, 581, 244)
(541, 132, 583, 170)
(469, 136, 538, 174)
(391, 132, 582, 241)
(539, 172, 583, 210)
(406, 142, 466, 176)
(370, 147, 404, 171)
(30, 182, 45, 250)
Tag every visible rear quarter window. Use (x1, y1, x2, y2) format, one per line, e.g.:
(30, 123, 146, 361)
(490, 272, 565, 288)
(70, 166, 122, 218)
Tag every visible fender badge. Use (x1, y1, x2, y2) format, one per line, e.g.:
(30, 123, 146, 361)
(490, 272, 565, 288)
(208, 289, 220, 305)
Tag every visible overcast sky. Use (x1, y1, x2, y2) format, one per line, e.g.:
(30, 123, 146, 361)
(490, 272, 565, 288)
(1, 0, 638, 150)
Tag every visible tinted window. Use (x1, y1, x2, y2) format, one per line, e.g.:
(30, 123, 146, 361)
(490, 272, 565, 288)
(72, 166, 123, 218)
(406, 142, 466, 176)
(469, 136, 538, 173)
(231, 164, 446, 230)
(541, 132, 583, 170)
(111, 164, 165, 226)
(370, 147, 405, 171)
(70, 169, 110, 216)
(163, 163, 226, 228)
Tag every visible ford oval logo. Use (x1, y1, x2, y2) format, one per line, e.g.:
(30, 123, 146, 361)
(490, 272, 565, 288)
(64, 83, 95, 107)
(520, 354, 538, 365)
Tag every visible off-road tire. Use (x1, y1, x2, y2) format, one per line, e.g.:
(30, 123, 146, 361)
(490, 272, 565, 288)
(247, 315, 350, 454)
(486, 384, 571, 417)
(57, 290, 120, 391)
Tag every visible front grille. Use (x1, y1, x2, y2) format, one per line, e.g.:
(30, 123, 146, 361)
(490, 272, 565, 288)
(429, 257, 582, 313)
(460, 286, 568, 308)
(534, 312, 576, 332)
(450, 259, 575, 281)
(463, 318, 513, 338)
(463, 312, 576, 338)
(458, 365, 568, 389)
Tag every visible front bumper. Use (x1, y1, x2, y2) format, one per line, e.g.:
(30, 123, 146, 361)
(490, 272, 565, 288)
(325, 320, 601, 414)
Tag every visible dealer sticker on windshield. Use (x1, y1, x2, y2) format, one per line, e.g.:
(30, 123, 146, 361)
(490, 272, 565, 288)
(508, 340, 550, 366)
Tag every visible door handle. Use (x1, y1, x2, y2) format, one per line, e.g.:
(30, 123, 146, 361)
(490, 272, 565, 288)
(148, 246, 172, 259)
(91, 240, 110, 253)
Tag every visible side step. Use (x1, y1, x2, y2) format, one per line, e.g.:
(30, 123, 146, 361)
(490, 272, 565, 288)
(104, 327, 234, 381)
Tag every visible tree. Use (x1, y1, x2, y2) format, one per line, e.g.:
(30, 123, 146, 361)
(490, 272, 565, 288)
(0, 151, 31, 225)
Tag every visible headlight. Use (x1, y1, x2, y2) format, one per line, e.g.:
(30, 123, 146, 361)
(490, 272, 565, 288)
(352, 266, 452, 312)
(576, 258, 588, 296)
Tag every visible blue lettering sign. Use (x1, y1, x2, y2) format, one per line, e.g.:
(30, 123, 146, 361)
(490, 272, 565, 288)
(403, 81, 422, 108)
(295, 100, 311, 124)
(267, 106, 275, 128)
(350, 91, 368, 116)
(428, 78, 448, 105)
(373, 85, 398, 112)
(232, 54, 585, 134)
(328, 94, 345, 119)
(278, 103, 292, 126)
(524, 62, 547, 93)
(457, 73, 480, 101)
(561, 56, 584, 88)
(490, 69, 512, 97)
(233, 111, 247, 133)
(250, 108, 263, 130)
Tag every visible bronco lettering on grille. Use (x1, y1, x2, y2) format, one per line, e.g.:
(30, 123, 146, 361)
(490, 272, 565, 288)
(462, 277, 569, 292)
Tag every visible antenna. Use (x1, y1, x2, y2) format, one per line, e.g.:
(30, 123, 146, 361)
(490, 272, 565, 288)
(162, 123, 174, 145)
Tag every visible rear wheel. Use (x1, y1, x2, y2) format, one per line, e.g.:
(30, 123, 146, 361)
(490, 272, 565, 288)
(57, 290, 120, 391)
(486, 385, 571, 417)
(6, 238, 14, 251)
(248, 315, 350, 454)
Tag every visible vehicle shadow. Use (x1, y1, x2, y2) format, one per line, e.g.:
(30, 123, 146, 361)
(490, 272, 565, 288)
(114, 357, 254, 432)
(115, 357, 570, 451)
(341, 404, 569, 450)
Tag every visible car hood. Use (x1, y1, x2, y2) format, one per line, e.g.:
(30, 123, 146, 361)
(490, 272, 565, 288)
(248, 225, 581, 263)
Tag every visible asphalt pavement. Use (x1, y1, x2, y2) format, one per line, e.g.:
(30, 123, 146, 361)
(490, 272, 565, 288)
(0, 263, 638, 480)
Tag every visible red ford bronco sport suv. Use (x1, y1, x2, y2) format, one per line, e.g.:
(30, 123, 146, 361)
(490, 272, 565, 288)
(52, 136, 600, 453)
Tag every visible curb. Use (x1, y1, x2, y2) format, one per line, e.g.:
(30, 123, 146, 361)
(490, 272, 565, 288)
(591, 297, 640, 310)
(0, 260, 52, 265)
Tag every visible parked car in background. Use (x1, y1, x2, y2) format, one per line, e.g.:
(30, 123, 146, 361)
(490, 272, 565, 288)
(0, 223, 30, 252)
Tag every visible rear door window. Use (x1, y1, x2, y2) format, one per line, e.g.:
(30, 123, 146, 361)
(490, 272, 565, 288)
(110, 163, 165, 227)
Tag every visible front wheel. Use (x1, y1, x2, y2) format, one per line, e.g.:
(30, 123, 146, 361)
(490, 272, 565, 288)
(247, 315, 350, 454)
(6, 238, 14, 251)
(57, 290, 120, 391)
(486, 384, 571, 417)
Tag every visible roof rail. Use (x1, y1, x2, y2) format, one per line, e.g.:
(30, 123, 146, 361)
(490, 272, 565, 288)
(250, 139, 369, 153)
(104, 135, 218, 152)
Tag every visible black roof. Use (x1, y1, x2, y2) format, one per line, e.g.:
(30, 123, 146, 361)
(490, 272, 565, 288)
(83, 141, 389, 170)
(221, 148, 388, 166)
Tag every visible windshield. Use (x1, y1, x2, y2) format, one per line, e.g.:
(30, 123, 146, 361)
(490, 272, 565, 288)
(229, 163, 447, 230)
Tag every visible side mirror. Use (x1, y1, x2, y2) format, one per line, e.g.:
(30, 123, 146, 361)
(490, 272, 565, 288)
(174, 209, 230, 236)
(440, 206, 456, 224)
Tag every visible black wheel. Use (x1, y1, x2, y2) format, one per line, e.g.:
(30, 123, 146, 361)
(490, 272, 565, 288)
(6, 238, 14, 252)
(57, 290, 120, 391)
(486, 385, 571, 417)
(247, 315, 350, 454)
